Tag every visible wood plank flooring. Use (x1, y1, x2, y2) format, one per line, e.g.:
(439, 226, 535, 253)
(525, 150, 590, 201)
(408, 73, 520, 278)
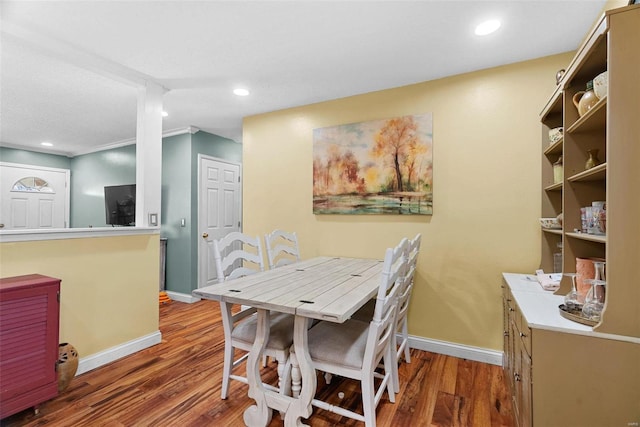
(1, 300, 514, 427)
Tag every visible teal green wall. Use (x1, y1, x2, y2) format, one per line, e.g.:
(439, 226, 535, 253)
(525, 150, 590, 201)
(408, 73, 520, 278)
(161, 133, 193, 294)
(1, 131, 242, 295)
(0, 147, 71, 169)
(70, 145, 137, 228)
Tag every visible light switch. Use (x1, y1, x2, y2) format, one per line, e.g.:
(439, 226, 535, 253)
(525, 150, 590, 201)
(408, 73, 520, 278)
(149, 213, 158, 226)
(181, 218, 186, 227)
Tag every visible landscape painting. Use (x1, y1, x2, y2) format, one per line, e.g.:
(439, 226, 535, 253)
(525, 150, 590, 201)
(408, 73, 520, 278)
(313, 113, 433, 215)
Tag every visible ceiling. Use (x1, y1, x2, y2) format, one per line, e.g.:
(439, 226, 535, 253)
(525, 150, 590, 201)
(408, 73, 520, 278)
(1, 1, 607, 157)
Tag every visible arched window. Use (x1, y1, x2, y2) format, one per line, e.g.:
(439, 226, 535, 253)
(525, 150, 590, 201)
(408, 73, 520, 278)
(11, 176, 55, 193)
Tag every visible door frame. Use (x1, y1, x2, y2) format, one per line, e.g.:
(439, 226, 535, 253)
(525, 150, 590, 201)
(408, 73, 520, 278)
(197, 154, 243, 289)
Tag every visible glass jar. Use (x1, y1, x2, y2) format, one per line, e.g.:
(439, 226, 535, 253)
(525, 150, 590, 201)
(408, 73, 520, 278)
(553, 156, 563, 184)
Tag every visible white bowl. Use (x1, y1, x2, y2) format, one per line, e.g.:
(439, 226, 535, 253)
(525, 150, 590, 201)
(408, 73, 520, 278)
(539, 217, 562, 229)
(548, 127, 563, 144)
(593, 71, 608, 100)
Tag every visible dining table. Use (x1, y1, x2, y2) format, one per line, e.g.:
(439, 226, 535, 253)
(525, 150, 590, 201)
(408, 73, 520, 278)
(193, 256, 384, 427)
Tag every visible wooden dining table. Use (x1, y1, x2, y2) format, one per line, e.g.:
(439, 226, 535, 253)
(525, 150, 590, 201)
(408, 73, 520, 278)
(193, 256, 384, 427)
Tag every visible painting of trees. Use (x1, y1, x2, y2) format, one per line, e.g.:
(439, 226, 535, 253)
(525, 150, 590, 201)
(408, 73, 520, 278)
(313, 113, 433, 215)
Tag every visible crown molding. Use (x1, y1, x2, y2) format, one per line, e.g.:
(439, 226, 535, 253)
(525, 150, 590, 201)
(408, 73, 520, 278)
(1, 127, 202, 158)
(67, 126, 201, 157)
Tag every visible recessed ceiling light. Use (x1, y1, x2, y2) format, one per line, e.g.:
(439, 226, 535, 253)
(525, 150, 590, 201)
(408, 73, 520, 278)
(41, 142, 53, 147)
(162, 111, 168, 117)
(233, 88, 250, 96)
(475, 19, 501, 36)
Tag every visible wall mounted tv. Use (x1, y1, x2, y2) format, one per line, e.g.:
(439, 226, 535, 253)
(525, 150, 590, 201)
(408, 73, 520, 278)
(104, 184, 136, 226)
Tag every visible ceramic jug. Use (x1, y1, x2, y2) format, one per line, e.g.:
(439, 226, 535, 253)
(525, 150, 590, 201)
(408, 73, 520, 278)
(573, 81, 598, 116)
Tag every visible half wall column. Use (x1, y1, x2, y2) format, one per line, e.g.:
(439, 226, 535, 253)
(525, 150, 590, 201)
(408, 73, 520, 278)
(135, 81, 166, 227)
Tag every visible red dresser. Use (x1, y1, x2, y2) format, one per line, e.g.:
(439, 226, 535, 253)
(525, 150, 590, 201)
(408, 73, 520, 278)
(0, 274, 60, 419)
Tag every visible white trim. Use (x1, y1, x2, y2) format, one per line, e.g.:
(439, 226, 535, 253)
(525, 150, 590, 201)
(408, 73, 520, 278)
(407, 334, 503, 366)
(71, 126, 201, 157)
(166, 290, 201, 304)
(76, 331, 162, 376)
(1, 127, 202, 158)
(0, 227, 159, 242)
(163, 126, 200, 138)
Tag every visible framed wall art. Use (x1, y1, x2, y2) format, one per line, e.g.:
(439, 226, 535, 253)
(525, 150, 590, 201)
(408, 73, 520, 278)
(313, 113, 433, 215)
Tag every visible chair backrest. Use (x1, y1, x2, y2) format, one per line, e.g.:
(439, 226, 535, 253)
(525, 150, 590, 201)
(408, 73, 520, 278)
(405, 233, 421, 286)
(264, 229, 301, 269)
(372, 238, 409, 323)
(363, 238, 409, 370)
(395, 233, 421, 325)
(213, 231, 265, 283)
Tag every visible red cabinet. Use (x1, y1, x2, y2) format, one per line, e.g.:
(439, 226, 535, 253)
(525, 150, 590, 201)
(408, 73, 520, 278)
(0, 274, 60, 419)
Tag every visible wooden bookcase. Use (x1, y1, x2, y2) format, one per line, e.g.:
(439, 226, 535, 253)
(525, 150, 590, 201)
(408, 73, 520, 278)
(503, 5, 640, 427)
(0, 274, 60, 419)
(539, 4, 640, 337)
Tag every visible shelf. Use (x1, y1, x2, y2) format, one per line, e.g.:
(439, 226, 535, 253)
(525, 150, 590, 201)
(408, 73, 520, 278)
(540, 86, 563, 120)
(566, 98, 607, 133)
(543, 139, 563, 156)
(565, 232, 606, 244)
(567, 162, 607, 182)
(544, 182, 563, 192)
(542, 228, 563, 236)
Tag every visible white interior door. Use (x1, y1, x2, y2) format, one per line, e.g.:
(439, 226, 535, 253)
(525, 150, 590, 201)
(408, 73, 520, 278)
(198, 155, 242, 288)
(0, 162, 70, 230)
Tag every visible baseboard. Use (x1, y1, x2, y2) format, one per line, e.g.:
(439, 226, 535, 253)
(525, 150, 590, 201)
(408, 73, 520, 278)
(76, 331, 162, 375)
(407, 334, 503, 366)
(166, 290, 201, 304)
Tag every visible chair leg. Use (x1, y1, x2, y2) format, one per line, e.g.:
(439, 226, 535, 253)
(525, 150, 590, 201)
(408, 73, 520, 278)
(361, 373, 377, 427)
(384, 352, 396, 403)
(221, 341, 234, 399)
(324, 372, 333, 384)
(277, 354, 292, 397)
(401, 321, 411, 363)
(391, 333, 400, 393)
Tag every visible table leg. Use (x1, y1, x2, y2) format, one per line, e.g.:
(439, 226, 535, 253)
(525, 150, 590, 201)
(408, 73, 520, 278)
(284, 315, 315, 427)
(243, 308, 273, 427)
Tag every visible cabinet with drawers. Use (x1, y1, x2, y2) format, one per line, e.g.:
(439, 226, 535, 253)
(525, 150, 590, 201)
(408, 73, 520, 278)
(0, 274, 60, 419)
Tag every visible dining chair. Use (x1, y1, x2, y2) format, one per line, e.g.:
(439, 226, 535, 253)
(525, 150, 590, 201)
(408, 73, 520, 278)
(351, 234, 421, 390)
(290, 238, 409, 427)
(212, 231, 294, 399)
(264, 229, 301, 269)
(390, 233, 421, 391)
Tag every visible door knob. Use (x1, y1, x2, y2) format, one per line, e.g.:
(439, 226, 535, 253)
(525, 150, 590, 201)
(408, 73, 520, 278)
(202, 233, 209, 238)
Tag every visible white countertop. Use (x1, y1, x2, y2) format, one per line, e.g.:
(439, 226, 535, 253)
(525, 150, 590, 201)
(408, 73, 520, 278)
(502, 273, 640, 344)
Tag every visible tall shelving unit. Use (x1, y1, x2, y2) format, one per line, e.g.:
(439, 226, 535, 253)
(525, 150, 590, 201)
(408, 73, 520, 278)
(540, 4, 640, 337)
(502, 5, 640, 427)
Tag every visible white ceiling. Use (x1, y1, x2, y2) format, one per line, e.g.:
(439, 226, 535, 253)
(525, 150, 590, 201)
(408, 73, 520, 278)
(1, 0, 607, 157)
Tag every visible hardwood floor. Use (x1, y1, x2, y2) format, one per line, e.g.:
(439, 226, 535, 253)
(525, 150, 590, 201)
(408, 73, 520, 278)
(1, 300, 514, 427)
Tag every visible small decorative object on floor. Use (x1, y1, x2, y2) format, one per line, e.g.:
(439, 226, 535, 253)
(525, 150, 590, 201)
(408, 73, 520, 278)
(159, 291, 171, 305)
(57, 343, 79, 392)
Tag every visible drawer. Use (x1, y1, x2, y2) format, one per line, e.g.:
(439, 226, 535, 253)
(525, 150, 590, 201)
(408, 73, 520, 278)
(517, 309, 532, 357)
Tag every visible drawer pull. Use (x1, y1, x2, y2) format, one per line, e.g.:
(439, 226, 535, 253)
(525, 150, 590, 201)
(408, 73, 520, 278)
(509, 308, 514, 312)
(503, 331, 509, 337)
(520, 332, 527, 338)
(514, 373, 521, 382)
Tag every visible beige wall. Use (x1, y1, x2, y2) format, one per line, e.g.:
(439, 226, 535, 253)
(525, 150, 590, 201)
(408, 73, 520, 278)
(243, 53, 574, 351)
(0, 234, 159, 357)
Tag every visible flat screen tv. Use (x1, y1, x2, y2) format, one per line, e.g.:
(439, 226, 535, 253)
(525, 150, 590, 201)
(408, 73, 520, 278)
(104, 184, 136, 226)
